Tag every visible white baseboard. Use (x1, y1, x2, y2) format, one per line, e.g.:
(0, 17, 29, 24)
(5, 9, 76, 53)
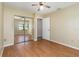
(3, 43, 14, 47)
(50, 40, 79, 50)
(34, 39, 38, 41)
(0, 48, 4, 57)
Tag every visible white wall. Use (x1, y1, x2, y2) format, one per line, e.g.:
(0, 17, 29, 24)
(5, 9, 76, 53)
(3, 6, 34, 47)
(43, 3, 79, 50)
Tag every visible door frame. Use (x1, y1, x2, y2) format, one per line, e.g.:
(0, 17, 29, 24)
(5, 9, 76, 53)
(14, 15, 34, 44)
(14, 16, 25, 44)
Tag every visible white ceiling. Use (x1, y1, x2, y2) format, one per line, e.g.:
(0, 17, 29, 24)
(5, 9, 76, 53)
(4, 2, 77, 15)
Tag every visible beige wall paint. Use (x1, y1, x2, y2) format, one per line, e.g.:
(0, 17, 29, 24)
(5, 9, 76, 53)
(0, 3, 3, 56)
(3, 6, 34, 47)
(0, 3, 3, 47)
(33, 14, 37, 41)
(43, 3, 79, 49)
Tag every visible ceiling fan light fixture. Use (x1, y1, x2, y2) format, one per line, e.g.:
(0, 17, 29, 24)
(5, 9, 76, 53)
(40, 6, 44, 10)
(32, 2, 51, 11)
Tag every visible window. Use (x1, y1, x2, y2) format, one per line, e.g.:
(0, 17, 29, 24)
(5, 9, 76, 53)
(25, 22, 29, 30)
(18, 22, 29, 30)
(18, 22, 24, 30)
(14, 16, 30, 31)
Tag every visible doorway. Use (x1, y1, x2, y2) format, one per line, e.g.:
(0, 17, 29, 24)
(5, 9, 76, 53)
(14, 16, 33, 44)
(37, 17, 51, 41)
(37, 19, 42, 40)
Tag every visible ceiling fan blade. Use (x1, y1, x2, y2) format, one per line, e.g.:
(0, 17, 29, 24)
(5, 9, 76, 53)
(39, 2, 43, 5)
(44, 5, 51, 8)
(32, 4, 37, 6)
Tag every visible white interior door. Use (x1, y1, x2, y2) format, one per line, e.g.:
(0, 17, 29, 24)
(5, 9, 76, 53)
(42, 17, 50, 40)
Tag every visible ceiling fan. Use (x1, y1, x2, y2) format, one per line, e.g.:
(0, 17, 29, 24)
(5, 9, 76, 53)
(32, 2, 51, 11)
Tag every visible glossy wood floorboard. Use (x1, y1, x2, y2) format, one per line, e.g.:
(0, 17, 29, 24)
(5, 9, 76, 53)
(14, 34, 32, 44)
(2, 39, 79, 57)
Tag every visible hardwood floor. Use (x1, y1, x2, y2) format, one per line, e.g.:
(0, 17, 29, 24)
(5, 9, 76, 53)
(14, 34, 32, 44)
(2, 39, 79, 57)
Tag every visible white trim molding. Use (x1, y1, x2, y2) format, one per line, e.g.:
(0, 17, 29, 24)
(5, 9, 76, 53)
(50, 40, 79, 50)
(34, 39, 38, 41)
(0, 48, 4, 57)
(3, 43, 14, 47)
